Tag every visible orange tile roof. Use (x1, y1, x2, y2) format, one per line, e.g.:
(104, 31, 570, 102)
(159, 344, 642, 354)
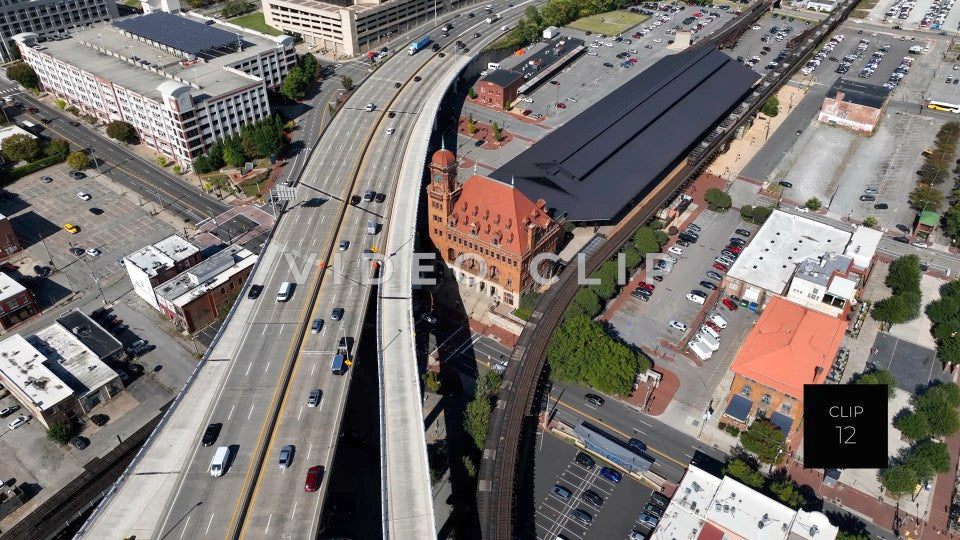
(729, 297, 846, 400)
(448, 174, 556, 256)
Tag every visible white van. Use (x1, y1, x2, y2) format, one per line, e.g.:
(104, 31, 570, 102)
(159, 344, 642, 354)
(701, 324, 720, 340)
(697, 332, 720, 351)
(210, 446, 230, 477)
(709, 313, 728, 329)
(689, 340, 713, 361)
(277, 281, 293, 302)
(367, 220, 377, 235)
(686, 293, 705, 305)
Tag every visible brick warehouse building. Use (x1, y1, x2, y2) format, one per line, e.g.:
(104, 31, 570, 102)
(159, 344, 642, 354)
(0, 214, 21, 260)
(426, 148, 562, 308)
(817, 78, 891, 134)
(476, 70, 525, 110)
(0, 272, 37, 330)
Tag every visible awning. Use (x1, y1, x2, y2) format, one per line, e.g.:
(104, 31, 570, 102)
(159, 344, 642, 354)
(770, 411, 794, 435)
(743, 287, 761, 303)
(724, 394, 752, 422)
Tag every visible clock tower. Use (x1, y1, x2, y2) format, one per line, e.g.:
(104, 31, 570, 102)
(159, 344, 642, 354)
(427, 147, 460, 222)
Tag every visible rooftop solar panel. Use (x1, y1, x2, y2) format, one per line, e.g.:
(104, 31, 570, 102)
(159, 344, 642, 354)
(113, 12, 240, 56)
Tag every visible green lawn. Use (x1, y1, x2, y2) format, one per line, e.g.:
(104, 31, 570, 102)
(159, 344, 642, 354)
(566, 10, 649, 36)
(122, 0, 140, 7)
(228, 12, 283, 36)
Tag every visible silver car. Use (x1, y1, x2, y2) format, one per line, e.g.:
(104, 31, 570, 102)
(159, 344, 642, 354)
(278, 445, 295, 468)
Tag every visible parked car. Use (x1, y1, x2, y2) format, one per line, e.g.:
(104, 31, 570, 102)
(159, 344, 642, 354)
(8, 415, 28, 429)
(734, 229, 751, 237)
(125, 340, 148, 354)
(71, 436, 90, 450)
(0, 404, 20, 417)
(713, 262, 728, 272)
(570, 508, 593, 524)
(723, 298, 738, 311)
(575, 452, 595, 469)
(90, 414, 109, 426)
(600, 467, 622, 483)
(550, 484, 572, 501)
(585, 394, 604, 407)
(580, 489, 604, 508)
(669, 320, 687, 331)
(638, 513, 659, 528)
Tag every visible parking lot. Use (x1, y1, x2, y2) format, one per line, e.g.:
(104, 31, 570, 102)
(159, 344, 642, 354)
(867, 0, 960, 32)
(535, 434, 657, 540)
(726, 12, 815, 74)
(608, 210, 761, 411)
(0, 163, 179, 290)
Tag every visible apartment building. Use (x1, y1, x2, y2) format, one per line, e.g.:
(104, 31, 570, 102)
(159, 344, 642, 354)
(14, 11, 295, 166)
(123, 234, 201, 310)
(0, 0, 119, 61)
(263, 0, 471, 57)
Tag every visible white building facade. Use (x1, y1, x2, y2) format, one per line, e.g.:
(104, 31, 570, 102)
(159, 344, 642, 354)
(0, 0, 119, 61)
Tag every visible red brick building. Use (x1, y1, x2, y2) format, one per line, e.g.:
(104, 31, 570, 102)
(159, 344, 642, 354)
(0, 215, 21, 260)
(426, 148, 562, 307)
(817, 79, 890, 134)
(476, 69, 525, 110)
(0, 272, 38, 330)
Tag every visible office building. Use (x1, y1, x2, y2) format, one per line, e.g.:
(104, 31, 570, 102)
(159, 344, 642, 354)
(14, 11, 296, 166)
(28, 322, 122, 412)
(263, 0, 470, 57)
(426, 148, 562, 308)
(124, 234, 202, 310)
(0, 0, 119, 62)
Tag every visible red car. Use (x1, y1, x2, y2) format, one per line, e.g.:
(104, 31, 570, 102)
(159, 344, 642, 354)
(28, 107, 39, 113)
(304, 466, 323, 492)
(637, 281, 655, 291)
(704, 320, 721, 333)
(556, 102, 566, 109)
(633, 33, 642, 38)
(550, 80, 560, 86)
(726, 245, 743, 254)
(723, 298, 738, 311)
(713, 262, 728, 272)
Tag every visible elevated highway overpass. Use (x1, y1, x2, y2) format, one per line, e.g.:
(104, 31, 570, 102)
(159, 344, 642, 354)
(77, 2, 538, 538)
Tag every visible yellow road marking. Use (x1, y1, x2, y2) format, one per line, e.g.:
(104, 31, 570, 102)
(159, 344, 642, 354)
(555, 400, 688, 469)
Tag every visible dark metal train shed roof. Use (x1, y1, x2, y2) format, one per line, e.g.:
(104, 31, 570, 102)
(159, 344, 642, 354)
(491, 48, 759, 222)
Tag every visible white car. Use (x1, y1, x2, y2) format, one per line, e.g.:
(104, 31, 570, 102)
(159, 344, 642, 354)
(653, 38, 663, 43)
(912, 241, 929, 248)
(752, 25, 762, 30)
(77, 192, 91, 201)
(8, 415, 28, 430)
(686, 293, 706, 305)
(86, 248, 101, 257)
(709, 313, 728, 329)
(386, 128, 396, 135)
(668, 246, 683, 256)
(795, 205, 809, 213)
(668, 320, 687, 331)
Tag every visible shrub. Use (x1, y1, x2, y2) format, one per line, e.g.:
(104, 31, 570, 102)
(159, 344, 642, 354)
(106, 120, 138, 143)
(10, 155, 63, 179)
(805, 197, 822, 211)
(704, 188, 732, 211)
(66, 151, 89, 170)
(761, 96, 780, 117)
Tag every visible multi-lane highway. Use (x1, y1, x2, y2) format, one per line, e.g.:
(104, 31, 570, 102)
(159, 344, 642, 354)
(80, 2, 540, 538)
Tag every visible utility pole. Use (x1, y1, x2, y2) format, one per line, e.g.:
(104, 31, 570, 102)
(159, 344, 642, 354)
(38, 234, 55, 269)
(83, 258, 107, 306)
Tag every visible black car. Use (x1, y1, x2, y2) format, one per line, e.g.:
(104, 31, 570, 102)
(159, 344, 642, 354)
(678, 233, 697, 243)
(332, 307, 345, 321)
(414, 76, 422, 82)
(735, 228, 751, 237)
(68, 170, 86, 180)
(88, 207, 103, 215)
(475, 139, 485, 147)
(575, 452, 595, 469)
(729, 237, 746, 247)
(69, 247, 85, 256)
(644, 502, 664, 517)
(699, 280, 717, 290)
(71, 436, 90, 450)
(896, 224, 910, 233)
(778, 181, 793, 188)
(201, 423, 222, 446)
(350, 194, 362, 205)
(375, 192, 386, 203)
(585, 393, 604, 407)
(387, 111, 396, 118)
(603, 62, 614, 68)
(874, 203, 889, 210)
(677, 240, 690, 247)
(581, 489, 604, 508)
(474, 32, 482, 38)
(651, 275, 664, 282)
(893, 236, 910, 243)
(34, 265, 51, 277)
(570, 508, 593, 524)
(247, 284, 264, 299)
(90, 414, 109, 426)
(394, 82, 402, 88)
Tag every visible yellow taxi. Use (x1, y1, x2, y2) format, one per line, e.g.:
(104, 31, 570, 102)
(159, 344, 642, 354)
(64, 223, 78, 234)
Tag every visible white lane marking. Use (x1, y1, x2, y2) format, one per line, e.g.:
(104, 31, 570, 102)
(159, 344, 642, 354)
(307, 443, 313, 459)
(244, 362, 253, 376)
(291, 500, 298, 519)
(179, 516, 191, 539)
(311, 363, 316, 376)
(261, 325, 268, 336)
(247, 403, 256, 420)
(298, 406, 304, 421)
(204, 513, 215, 535)
(264, 360, 272, 373)
(265, 514, 272, 535)
(227, 404, 236, 421)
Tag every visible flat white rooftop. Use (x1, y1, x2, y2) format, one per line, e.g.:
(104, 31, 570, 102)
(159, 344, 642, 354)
(125, 234, 197, 277)
(0, 334, 73, 411)
(727, 211, 851, 295)
(155, 244, 256, 307)
(0, 271, 26, 303)
(845, 225, 882, 271)
(651, 464, 722, 540)
(29, 324, 118, 399)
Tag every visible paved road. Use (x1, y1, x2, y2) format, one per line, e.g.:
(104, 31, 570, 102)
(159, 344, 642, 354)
(547, 383, 726, 485)
(145, 3, 540, 540)
(0, 78, 228, 223)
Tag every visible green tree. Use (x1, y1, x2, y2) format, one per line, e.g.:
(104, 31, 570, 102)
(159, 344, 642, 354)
(66, 151, 89, 170)
(761, 96, 780, 117)
(770, 480, 804, 508)
(246, 119, 283, 158)
(944, 205, 960, 239)
(208, 140, 225, 169)
(44, 138, 69, 160)
(633, 227, 660, 254)
(654, 230, 669, 246)
(872, 295, 918, 324)
(341, 75, 354, 91)
(491, 122, 502, 141)
(886, 255, 921, 293)
(156, 156, 167, 166)
(46, 422, 73, 445)
(422, 370, 441, 393)
(910, 440, 952, 477)
(704, 188, 732, 210)
(863, 216, 878, 228)
(894, 411, 930, 440)
(55, 98, 66, 110)
(220, 0, 253, 18)
(588, 260, 620, 300)
(547, 314, 649, 395)
(722, 458, 764, 488)
(919, 161, 951, 184)
(853, 369, 896, 399)
(623, 246, 642, 269)
(880, 464, 919, 498)
(222, 135, 245, 167)
(1, 133, 40, 162)
(569, 288, 602, 319)
(465, 385, 492, 450)
(468, 87, 477, 99)
(909, 184, 944, 211)
(752, 206, 773, 223)
(300, 53, 318, 81)
(193, 155, 215, 174)
(6, 62, 39, 89)
(281, 66, 309, 101)
(467, 113, 476, 135)
(805, 197, 822, 211)
(740, 419, 786, 464)
(837, 532, 870, 540)
(106, 120, 137, 143)
(524, 4, 543, 26)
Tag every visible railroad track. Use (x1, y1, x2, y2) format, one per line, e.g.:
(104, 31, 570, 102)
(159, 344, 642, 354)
(477, 0, 861, 536)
